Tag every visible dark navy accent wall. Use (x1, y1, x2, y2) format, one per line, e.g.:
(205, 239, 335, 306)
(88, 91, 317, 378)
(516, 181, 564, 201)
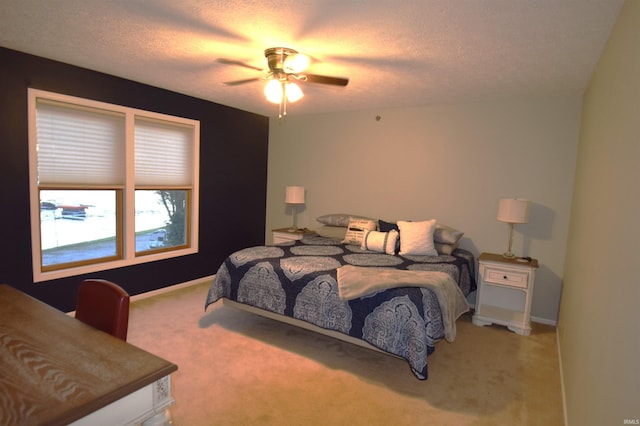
(0, 47, 269, 311)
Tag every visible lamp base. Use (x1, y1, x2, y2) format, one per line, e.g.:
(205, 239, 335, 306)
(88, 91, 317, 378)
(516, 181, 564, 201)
(503, 223, 516, 259)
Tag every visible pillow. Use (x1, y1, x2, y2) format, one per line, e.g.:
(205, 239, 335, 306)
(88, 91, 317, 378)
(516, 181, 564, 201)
(382, 219, 464, 245)
(342, 217, 377, 245)
(315, 225, 347, 240)
(361, 230, 399, 255)
(378, 219, 398, 233)
(378, 219, 400, 253)
(435, 242, 459, 255)
(434, 224, 464, 245)
(397, 219, 438, 256)
(317, 213, 375, 228)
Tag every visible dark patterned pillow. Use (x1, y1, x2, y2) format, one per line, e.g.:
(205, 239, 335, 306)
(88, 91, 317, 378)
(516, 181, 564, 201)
(378, 219, 400, 253)
(379, 219, 399, 232)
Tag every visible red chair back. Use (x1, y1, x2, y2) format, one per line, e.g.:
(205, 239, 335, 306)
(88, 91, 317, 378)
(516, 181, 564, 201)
(75, 279, 130, 341)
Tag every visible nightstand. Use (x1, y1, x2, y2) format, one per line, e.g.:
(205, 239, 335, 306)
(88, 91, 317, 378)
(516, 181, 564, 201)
(472, 252, 538, 336)
(272, 227, 315, 245)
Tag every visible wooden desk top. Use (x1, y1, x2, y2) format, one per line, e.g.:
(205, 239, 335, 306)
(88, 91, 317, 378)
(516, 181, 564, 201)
(0, 284, 177, 426)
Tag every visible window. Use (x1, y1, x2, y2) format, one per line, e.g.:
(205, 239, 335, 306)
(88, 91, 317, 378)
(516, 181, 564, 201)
(29, 89, 199, 282)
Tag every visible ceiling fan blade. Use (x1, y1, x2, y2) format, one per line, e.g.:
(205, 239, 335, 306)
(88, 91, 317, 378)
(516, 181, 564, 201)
(216, 58, 264, 72)
(302, 74, 349, 87)
(223, 77, 263, 86)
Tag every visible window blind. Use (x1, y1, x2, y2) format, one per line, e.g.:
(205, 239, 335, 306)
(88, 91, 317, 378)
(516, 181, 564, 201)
(36, 99, 125, 186)
(134, 117, 194, 187)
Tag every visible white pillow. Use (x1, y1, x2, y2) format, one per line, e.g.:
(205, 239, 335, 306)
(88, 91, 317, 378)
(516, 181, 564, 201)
(397, 219, 438, 256)
(342, 217, 377, 245)
(361, 230, 399, 255)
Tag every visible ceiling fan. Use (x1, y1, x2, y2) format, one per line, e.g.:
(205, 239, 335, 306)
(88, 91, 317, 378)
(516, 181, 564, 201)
(218, 47, 349, 117)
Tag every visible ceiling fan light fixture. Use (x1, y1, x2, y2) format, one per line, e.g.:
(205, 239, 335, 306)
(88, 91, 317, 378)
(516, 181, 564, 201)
(264, 80, 304, 105)
(264, 79, 283, 104)
(220, 46, 346, 117)
(283, 53, 310, 74)
(285, 82, 303, 103)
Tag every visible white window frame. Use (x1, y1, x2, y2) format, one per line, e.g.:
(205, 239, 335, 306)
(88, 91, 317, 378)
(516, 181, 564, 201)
(28, 88, 200, 282)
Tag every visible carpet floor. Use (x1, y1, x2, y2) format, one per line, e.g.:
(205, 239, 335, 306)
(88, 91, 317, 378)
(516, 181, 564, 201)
(127, 282, 564, 426)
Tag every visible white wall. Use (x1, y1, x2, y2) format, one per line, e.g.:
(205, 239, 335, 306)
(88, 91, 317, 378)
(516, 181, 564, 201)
(559, 1, 640, 424)
(266, 96, 582, 324)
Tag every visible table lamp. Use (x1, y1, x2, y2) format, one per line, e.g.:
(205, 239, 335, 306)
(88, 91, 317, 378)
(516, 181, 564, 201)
(497, 197, 530, 258)
(285, 186, 305, 231)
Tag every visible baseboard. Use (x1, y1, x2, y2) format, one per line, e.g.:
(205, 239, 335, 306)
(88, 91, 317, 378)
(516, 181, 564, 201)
(66, 276, 215, 316)
(531, 315, 557, 326)
(469, 302, 558, 327)
(130, 275, 215, 302)
(556, 330, 569, 426)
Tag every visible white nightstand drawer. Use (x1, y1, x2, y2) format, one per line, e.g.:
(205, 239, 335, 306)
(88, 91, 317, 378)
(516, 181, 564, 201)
(485, 268, 529, 288)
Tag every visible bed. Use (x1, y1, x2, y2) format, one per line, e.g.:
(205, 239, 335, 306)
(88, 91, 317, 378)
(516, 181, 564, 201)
(205, 216, 476, 380)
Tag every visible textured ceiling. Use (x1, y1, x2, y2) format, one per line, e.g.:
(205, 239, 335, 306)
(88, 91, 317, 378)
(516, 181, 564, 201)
(0, 0, 624, 117)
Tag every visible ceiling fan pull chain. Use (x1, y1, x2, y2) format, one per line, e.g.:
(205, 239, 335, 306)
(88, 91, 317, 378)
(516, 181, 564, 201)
(282, 82, 288, 117)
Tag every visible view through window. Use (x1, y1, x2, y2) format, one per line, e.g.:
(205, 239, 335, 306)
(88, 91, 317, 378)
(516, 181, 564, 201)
(40, 190, 187, 267)
(40, 190, 118, 266)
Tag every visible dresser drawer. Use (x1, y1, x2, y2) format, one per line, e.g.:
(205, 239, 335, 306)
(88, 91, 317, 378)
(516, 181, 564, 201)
(484, 267, 529, 288)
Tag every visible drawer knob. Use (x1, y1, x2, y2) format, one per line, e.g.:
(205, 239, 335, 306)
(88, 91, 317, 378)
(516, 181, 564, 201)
(503, 275, 508, 280)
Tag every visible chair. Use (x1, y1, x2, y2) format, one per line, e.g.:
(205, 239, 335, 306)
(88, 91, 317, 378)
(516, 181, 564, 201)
(75, 279, 130, 341)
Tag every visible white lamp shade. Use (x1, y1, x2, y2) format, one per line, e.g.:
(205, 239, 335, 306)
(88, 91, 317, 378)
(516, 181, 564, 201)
(265, 81, 304, 104)
(285, 186, 305, 204)
(497, 198, 530, 223)
(264, 79, 283, 104)
(283, 53, 310, 73)
(285, 82, 303, 103)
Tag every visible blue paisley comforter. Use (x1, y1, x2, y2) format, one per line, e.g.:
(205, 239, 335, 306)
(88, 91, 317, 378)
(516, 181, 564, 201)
(205, 235, 475, 380)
